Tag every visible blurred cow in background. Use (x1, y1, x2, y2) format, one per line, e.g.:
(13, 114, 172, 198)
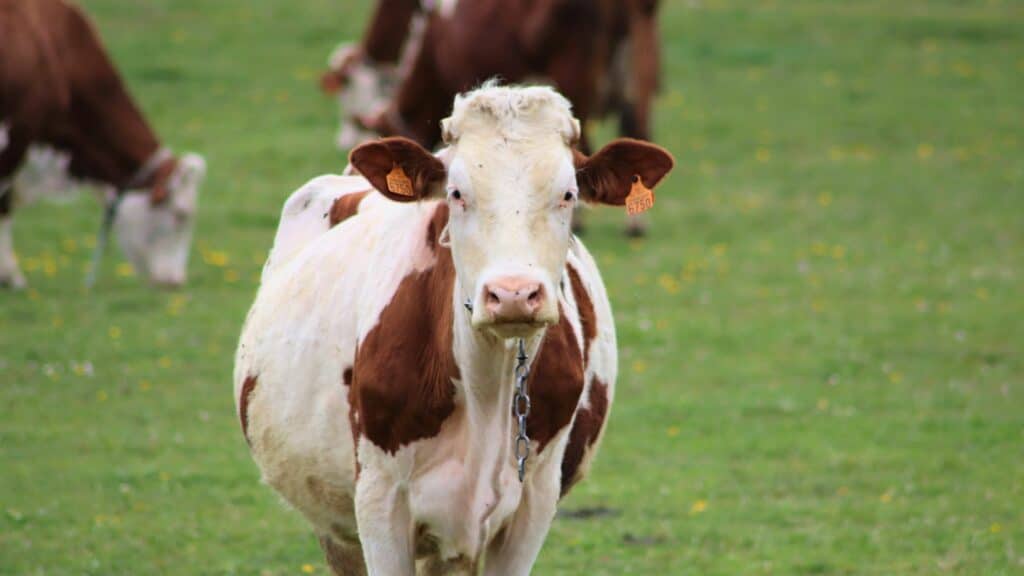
(0, 0, 206, 289)
(320, 0, 423, 150)
(321, 0, 663, 235)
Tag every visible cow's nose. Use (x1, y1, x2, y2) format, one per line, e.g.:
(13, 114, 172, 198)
(483, 277, 545, 323)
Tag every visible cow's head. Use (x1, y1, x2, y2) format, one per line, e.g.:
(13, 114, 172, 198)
(115, 153, 206, 288)
(351, 85, 673, 338)
(322, 43, 397, 150)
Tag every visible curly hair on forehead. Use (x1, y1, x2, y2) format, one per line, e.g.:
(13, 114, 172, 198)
(441, 80, 581, 146)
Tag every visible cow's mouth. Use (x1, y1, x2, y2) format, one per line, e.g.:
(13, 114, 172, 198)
(477, 313, 558, 339)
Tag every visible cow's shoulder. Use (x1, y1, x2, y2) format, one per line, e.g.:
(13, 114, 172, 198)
(351, 203, 459, 455)
(263, 175, 373, 281)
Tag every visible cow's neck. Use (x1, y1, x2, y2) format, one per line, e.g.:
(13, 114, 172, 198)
(59, 20, 165, 190)
(451, 283, 544, 487)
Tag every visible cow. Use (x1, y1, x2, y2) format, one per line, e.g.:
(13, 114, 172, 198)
(319, 0, 424, 150)
(0, 0, 206, 288)
(234, 85, 673, 575)
(322, 0, 662, 236)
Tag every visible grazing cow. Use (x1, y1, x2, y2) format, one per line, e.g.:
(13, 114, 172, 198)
(319, 0, 424, 149)
(323, 0, 662, 235)
(0, 0, 206, 288)
(235, 85, 673, 575)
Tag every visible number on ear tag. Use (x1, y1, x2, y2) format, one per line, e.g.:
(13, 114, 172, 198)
(386, 165, 415, 197)
(625, 175, 654, 215)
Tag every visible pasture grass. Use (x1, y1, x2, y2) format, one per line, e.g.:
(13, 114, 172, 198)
(2, 0, 1022, 573)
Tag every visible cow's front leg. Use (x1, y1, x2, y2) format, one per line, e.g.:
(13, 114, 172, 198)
(354, 465, 416, 576)
(0, 188, 26, 290)
(482, 463, 561, 576)
(0, 128, 28, 289)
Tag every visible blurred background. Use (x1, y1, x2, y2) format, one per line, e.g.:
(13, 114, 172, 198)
(1, 0, 1022, 573)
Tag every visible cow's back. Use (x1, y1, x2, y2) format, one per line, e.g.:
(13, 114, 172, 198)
(0, 0, 71, 124)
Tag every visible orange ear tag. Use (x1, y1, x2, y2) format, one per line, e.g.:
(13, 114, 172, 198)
(625, 175, 654, 215)
(386, 165, 415, 197)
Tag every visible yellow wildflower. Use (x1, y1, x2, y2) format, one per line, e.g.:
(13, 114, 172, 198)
(631, 360, 648, 374)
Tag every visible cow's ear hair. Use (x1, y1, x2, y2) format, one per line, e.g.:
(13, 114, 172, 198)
(574, 139, 674, 205)
(350, 137, 447, 202)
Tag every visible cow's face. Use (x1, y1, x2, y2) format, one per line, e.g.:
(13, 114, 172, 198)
(115, 153, 206, 288)
(321, 44, 396, 150)
(351, 86, 673, 338)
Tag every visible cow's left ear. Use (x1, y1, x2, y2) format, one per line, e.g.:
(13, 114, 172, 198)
(350, 137, 447, 202)
(574, 139, 675, 205)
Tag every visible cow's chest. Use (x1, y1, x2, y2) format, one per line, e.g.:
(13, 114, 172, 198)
(405, 408, 525, 562)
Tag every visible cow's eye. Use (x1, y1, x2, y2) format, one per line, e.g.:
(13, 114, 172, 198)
(450, 190, 462, 201)
(563, 191, 576, 203)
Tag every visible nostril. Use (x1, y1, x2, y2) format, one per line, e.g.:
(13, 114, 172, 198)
(486, 290, 501, 306)
(527, 288, 541, 305)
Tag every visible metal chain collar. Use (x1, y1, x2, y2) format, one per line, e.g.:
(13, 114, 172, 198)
(461, 299, 531, 482)
(513, 338, 531, 482)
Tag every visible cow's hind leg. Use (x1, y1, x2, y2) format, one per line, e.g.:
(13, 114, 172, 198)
(0, 130, 28, 289)
(319, 533, 367, 576)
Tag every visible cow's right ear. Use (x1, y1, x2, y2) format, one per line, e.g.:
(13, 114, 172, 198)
(349, 137, 447, 202)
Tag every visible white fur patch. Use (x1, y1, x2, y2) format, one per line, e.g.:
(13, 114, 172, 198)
(262, 175, 373, 282)
(0, 216, 26, 288)
(442, 83, 580, 145)
(438, 0, 459, 18)
(13, 146, 87, 206)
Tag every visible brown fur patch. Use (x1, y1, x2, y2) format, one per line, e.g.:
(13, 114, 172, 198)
(329, 191, 370, 227)
(239, 375, 258, 445)
(526, 304, 586, 453)
(559, 375, 610, 496)
(351, 204, 459, 454)
(319, 534, 366, 576)
(566, 264, 597, 364)
(362, 0, 421, 63)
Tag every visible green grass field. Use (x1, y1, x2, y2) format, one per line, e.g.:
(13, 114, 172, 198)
(2, 0, 1022, 574)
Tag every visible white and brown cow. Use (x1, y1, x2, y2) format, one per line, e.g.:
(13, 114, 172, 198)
(0, 0, 206, 288)
(234, 85, 673, 575)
